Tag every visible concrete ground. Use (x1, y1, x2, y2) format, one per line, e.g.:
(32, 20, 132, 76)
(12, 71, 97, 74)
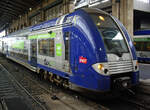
(139, 63, 150, 79)
(139, 63, 150, 94)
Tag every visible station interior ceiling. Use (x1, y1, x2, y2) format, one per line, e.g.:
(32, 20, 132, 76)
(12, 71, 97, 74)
(0, 0, 150, 33)
(0, 0, 42, 32)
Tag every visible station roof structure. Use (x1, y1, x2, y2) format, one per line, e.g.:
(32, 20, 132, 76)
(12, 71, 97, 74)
(0, 0, 42, 32)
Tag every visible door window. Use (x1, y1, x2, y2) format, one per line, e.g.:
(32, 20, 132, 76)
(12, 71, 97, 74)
(64, 32, 70, 60)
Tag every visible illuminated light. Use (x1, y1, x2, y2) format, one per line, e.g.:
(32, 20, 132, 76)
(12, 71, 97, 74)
(133, 42, 136, 45)
(147, 46, 150, 50)
(97, 22, 101, 26)
(99, 16, 105, 21)
(98, 64, 103, 70)
(29, 8, 32, 11)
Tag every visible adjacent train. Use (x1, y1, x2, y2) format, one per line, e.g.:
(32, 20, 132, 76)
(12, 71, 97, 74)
(0, 8, 139, 92)
(134, 30, 150, 62)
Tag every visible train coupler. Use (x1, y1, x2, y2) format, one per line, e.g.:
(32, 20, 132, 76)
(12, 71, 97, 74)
(113, 77, 132, 90)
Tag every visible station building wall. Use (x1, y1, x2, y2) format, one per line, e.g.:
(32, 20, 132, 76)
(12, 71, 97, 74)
(7, 0, 74, 34)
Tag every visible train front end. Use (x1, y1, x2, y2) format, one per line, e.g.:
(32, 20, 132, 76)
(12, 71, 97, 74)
(71, 8, 139, 92)
(90, 9, 139, 91)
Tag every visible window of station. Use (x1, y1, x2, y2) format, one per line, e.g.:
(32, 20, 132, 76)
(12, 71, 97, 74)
(38, 39, 54, 57)
(30, 14, 41, 25)
(45, 4, 63, 21)
(64, 32, 70, 60)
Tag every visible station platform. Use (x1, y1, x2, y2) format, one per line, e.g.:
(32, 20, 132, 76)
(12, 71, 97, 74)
(139, 63, 150, 79)
(139, 63, 150, 94)
(138, 80, 150, 94)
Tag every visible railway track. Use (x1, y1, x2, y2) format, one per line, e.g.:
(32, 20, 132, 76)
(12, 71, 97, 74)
(0, 57, 109, 110)
(0, 73, 18, 98)
(119, 89, 150, 110)
(0, 65, 20, 110)
(0, 55, 150, 110)
(0, 64, 47, 110)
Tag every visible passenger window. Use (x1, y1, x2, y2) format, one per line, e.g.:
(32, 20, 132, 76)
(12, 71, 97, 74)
(49, 39, 54, 57)
(39, 40, 49, 56)
(134, 42, 141, 51)
(38, 39, 55, 57)
(147, 42, 150, 51)
(140, 42, 145, 51)
(64, 32, 70, 60)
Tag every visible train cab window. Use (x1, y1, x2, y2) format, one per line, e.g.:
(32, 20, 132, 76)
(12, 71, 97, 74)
(64, 32, 70, 60)
(89, 13, 129, 54)
(38, 39, 55, 57)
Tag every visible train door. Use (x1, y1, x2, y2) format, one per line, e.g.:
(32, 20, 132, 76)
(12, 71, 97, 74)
(63, 31, 71, 73)
(55, 29, 71, 73)
(30, 39, 37, 67)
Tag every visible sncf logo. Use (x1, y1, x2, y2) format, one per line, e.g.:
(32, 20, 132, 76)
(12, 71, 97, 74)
(79, 56, 87, 64)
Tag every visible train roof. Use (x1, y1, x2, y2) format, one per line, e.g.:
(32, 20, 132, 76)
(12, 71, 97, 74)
(30, 8, 110, 31)
(4, 27, 30, 38)
(30, 18, 58, 31)
(134, 30, 150, 35)
(5, 8, 110, 38)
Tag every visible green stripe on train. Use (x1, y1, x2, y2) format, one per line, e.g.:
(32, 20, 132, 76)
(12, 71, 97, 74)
(56, 44, 62, 56)
(134, 38, 150, 42)
(12, 41, 24, 49)
(28, 35, 38, 39)
(28, 32, 56, 40)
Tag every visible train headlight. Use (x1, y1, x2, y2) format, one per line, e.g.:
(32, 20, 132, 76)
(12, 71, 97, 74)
(98, 64, 104, 70)
(92, 63, 109, 76)
(133, 60, 139, 72)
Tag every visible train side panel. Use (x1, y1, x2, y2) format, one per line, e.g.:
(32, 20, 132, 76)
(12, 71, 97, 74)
(134, 35, 150, 62)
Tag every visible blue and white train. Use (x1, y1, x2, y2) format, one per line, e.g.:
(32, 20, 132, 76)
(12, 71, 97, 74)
(134, 30, 150, 62)
(0, 8, 139, 92)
